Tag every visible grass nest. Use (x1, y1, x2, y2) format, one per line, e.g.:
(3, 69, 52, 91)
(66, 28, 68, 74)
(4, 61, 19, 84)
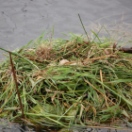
(0, 33, 132, 129)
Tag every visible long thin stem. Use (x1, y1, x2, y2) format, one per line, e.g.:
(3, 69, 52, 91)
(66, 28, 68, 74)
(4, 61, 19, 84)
(0, 47, 39, 69)
(9, 52, 25, 118)
(78, 14, 89, 41)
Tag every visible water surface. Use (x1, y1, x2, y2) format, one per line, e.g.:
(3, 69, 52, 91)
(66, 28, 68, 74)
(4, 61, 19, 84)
(0, 0, 132, 61)
(0, 1, 132, 131)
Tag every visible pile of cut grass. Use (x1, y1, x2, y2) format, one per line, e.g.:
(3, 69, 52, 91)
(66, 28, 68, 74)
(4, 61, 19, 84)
(0, 33, 132, 129)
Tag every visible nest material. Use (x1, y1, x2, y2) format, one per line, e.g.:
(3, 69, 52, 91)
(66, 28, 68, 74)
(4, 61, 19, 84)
(0, 36, 132, 128)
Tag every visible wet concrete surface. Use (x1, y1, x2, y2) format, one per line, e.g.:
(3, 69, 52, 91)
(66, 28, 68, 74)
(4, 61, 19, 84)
(0, 119, 132, 132)
(0, 0, 132, 131)
(0, 0, 132, 61)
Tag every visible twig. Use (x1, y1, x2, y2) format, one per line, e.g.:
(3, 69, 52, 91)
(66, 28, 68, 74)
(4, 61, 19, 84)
(0, 47, 39, 69)
(9, 52, 25, 118)
(119, 47, 132, 53)
(113, 44, 132, 54)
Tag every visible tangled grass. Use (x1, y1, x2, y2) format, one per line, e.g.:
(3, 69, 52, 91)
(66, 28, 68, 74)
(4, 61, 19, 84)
(0, 33, 132, 129)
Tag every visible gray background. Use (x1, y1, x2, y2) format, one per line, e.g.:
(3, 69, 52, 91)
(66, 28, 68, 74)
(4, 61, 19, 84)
(0, 0, 132, 61)
(0, 0, 132, 131)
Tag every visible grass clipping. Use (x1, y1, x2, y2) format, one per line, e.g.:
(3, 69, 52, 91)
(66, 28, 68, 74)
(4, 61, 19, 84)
(0, 34, 132, 128)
